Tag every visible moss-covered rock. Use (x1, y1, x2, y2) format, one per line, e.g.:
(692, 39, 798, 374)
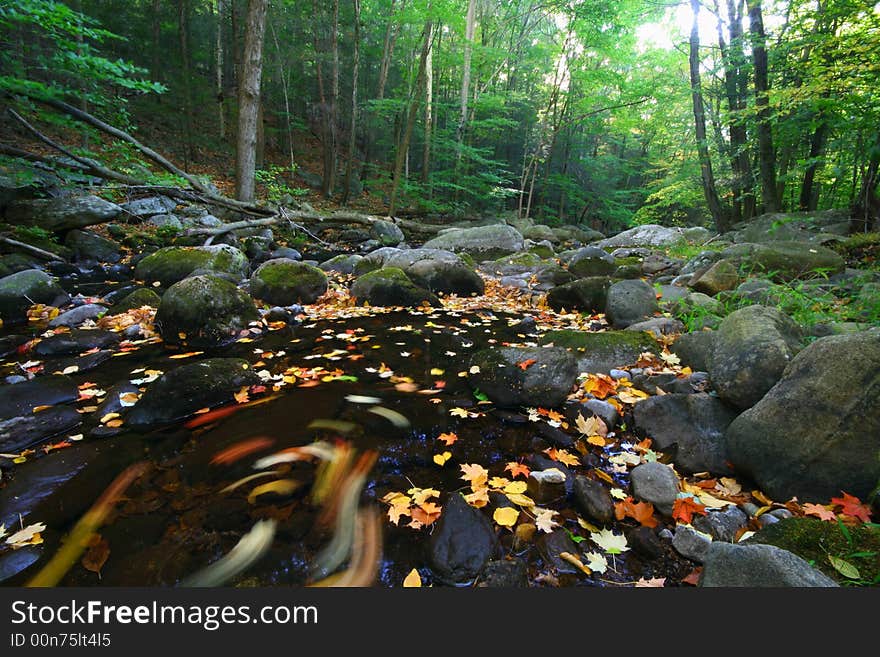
(423, 224, 524, 260)
(5, 194, 121, 231)
(155, 275, 260, 348)
(469, 346, 578, 408)
(64, 229, 122, 263)
(605, 279, 660, 328)
(319, 253, 363, 274)
(0, 269, 69, 324)
(134, 244, 249, 287)
(350, 267, 439, 307)
(546, 277, 611, 312)
(0, 253, 39, 278)
(566, 246, 617, 278)
(110, 287, 162, 314)
(539, 329, 658, 374)
(250, 259, 328, 305)
(691, 259, 739, 295)
(749, 518, 880, 585)
(722, 241, 845, 281)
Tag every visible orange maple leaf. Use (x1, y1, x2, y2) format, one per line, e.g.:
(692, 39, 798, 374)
(516, 358, 537, 371)
(582, 373, 617, 399)
(672, 496, 707, 524)
(233, 387, 250, 404)
(505, 462, 531, 479)
(614, 496, 658, 528)
(460, 463, 489, 489)
(410, 502, 442, 526)
(830, 492, 872, 523)
(437, 432, 458, 446)
(802, 502, 837, 522)
(543, 447, 580, 467)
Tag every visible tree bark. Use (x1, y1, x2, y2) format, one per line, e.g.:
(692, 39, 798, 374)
(853, 131, 880, 232)
(799, 117, 829, 211)
(269, 21, 295, 174)
(421, 21, 433, 187)
(747, 0, 779, 212)
(151, 0, 162, 84)
(177, 0, 194, 168)
(690, 0, 728, 232)
(455, 0, 477, 171)
(215, 0, 226, 140)
(234, 0, 269, 202)
(342, 0, 361, 205)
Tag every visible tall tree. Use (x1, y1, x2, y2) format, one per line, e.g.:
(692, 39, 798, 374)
(234, 0, 269, 201)
(342, 0, 361, 205)
(747, 0, 779, 212)
(455, 0, 477, 171)
(690, 0, 728, 232)
(421, 20, 433, 187)
(177, 0, 194, 167)
(215, 0, 226, 140)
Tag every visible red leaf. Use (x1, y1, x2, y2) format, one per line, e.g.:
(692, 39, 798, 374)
(830, 492, 873, 523)
(614, 496, 658, 528)
(802, 502, 837, 522)
(516, 358, 537, 371)
(672, 496, 707, 524)
(681, 567, 702, 586)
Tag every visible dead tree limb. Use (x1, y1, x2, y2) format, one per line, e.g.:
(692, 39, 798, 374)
(0, 236, 65, 262)
(0, 143, 90, 172)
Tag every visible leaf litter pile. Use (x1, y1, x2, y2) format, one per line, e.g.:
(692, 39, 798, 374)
(0, 274, 874, 587)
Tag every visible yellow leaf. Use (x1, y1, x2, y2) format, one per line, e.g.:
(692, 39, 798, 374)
(32, 405, 53, 413)
(587, 435, 606, 447)
(430, 368, 445, 376)
(489, 476, 511, 489)
(506, 493, 536, 508)
(246, 479, 301, 504)
(559, 551, 592, 576)
(100, 412, 121, 424)
(460, 463, 489, 489)
(464, 488, 490, 508)
(169, 351, 204, 359)
(433, 451, 452, 466)
(105, 419, 124, 429)
(449, 407, 470, 418)
(493, 506, 520, 527)
(403, 568, 422, 588)
(752, 490, 774, 506)
(61, 365, 79, 375)
(577, 516, 600, 532)
(503, 481, 528, 495)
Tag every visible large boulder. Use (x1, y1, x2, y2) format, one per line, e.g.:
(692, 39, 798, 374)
(5, 194, 121, 231)
(350, 268, 439, 307)
(721, 241, 845, 281)
(428, 493, 499, 584)
(699, 542, 838, 587)
(120, 196, 177, 218)
(357, 248, 483, 296)
(729, 210, 851, 244)
(423, 224, 524, 260)
(64, 229, 122, 264)
(539, 329, 658, 374)
(708, 306, 803, 410)
(369, 219, 405, 246)
(690, 259, 739, 295)
(565, 247, 616, 278)
(127, 358, 261, 428)
(134, 244, 249, 287)
(605, 279, 660, 328)
(109, 288, 162, 314)
(250, 259, 328, 305)
(671, 330, 716, 372)
(594, 224, 689, 249)
(155, 275, 260, 348)
(319, 254, 362, 275)
(546, 277, 610, 313)
(725, 331, 880, 501)
(632, 393, 739, 475)
(0, 269, 69, 324)
(468, 346, 577, 408)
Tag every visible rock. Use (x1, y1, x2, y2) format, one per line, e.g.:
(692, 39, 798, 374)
(134, 245, 249, 287)
(699, 542, 838, 587)
(656, 284, 691, 306)
(250, 259, 328, 305)
(0, 405, 82, 455)
(693, 506, 749, 542)
(48, 304, 107, 328)
(571, 476, 615, 524)
(317, 254, 360, 275)
(110, 287, 162, 314)
(0, 253, 40, 279)
(605, 279, 659, 328)
(423, 224, 524, 260)
(625, 317, 685, 338)
(0, 374, 78, 419)
(681, 251, 724, 276)
(120, 196, 177, 218)
(672, 525, 713, 562)
(6, 194, 121, 231)
(709, 305, 803, 409)
(477, 559, 528, 587)
(630, 462, 678, 515)
(370, 219, 405, 246)
(468, 346, 577, 408)
(358, 248, 484, 296)
(155, 275, 260, 348)
(539, 329, 657, 374)
(671, 331, 715, 372)
(428, 493, 498, 584)
(729, 210, 851, 244)
(64, 229, 122, 263)
(691, 259, 739, 295)
(546, 277, 610, 313)
(566, 247, 616, 277)
(147, 214, 183, 230)
(269, 247, 302, 261)
(339, 228, 370, 244)
(758, 514, 779, 527)
(127, 358, 261, 428)
(594, 224, 688, 249)
(582, 399, 619, 428)
(34, 329, 119, 356)
(626, 526, 664, 559)
(0, 269, 69, 324)
(721, 241, 845, 281)
(536, 529, 582, 575)
(527, 468, 567, 504)
(350, 268, 439, 307)
(641, 253, 683, 276)
(725, 331, 880, 501)
(632, 393, 739, 475)
(733, 278, 776, 304)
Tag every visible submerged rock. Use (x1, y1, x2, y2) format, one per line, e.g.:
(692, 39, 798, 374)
(468, 346, 577, 408)
(428, 493, 498, 584)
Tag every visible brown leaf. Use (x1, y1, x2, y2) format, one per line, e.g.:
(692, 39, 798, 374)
(82, 535, 110, 575)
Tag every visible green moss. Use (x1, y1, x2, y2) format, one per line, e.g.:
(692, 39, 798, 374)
(749, 518, 880, 585)
(539, 329, 657, 351)
(495, 252, 543, 267)
(111, 287, 162, 314)
(251, 259, 327, 305)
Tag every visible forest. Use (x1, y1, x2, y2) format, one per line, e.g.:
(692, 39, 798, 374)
(0, 0, 877, 592)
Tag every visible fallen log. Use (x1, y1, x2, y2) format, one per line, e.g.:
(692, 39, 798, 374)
(0, 236, 65, 262)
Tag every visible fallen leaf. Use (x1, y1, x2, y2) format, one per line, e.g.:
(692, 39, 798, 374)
(368, 406, 411, 428)
(168, 351, 204, 359)
(246, 479, 301, 504)
(583, 373, 617, 399)
(672, 496, 708, 524)
(493, 507, 520, 528)
(410, 502, 442, 526)
(464, 488, 490, 508)
(516, 358, 537, 371)
(830, 492, 873, 523)
(559, 551, 592, 575)
(403, 568, 422, 587)
(503, 481, 528, 495)
(81, 535, 110, 575)
(828, 555, 861, 580)
(437, 432, 458, 446)
(449, 407, 470, 418)
(506, 493, 535, 508)
(543, 447, 580, 467)
(583, 551, 608, 574)
(590, 528, 629, 554)
(433, 451, 452, 466)
(100, 412, 120, 424)
(681, 567, 702, 586)
(802, 502, 837, 522)
(634, 577, 666, 587)
(617, 387, 649, 404)
(505, 462, 530, 479)
(533, 508, 559, 533)
(5, 522, 46, 549)
(575, 413, 607, 438)
(614, 496, 658, 528)
(460, 463, 489, 489)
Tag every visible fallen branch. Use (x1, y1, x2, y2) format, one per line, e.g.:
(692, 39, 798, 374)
(0, 236, 65, 262)
(0, 143, 90, 172)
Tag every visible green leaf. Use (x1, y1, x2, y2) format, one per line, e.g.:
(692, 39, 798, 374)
(472, 388, 489, 402)
(828, 555, 861, 580)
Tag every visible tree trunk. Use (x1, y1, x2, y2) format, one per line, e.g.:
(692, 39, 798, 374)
(689, 0, 728, 232)
(177, 0, 194, 168)
(389, 20, 432, 216)
(234, 0, 269, 202)
(455, 0, 477, 172)
(215, 0, 226, 140)
(152, 0, 162, 84)
(421, 21, 433, 187)
(853, 131, 880, 232)
(316, 0, 339, 198)
(747, 0, 779, 212)
(342, 0, 361, 206)
(799, 118, 829, 211)
(269, 21, 295, 174)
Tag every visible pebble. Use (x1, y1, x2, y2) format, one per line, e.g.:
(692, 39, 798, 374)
(672, 525, 712, 562)
(609, 369, 630, 380)
(658, 528, 674, 540)
(758, 514, 779, 527)
(769, 508, 793, 520)
(739, 502, 760, 517)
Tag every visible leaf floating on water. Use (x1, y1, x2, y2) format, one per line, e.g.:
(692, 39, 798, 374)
(493, 507, 520, 528)
(307, 418, 359, 434)
(252, 441, 336, 470)
(219, 471, 279, 494)
(367, 406, 410, 429)
(403, 568, 422, 588)
(247, 479, 301, 504)
(344, 394, 382, 404)
(179, 519, 277, 587)
(437, 432, 458, 446)
(5, 522, 46, 549)
(433, 451, 452, 466)
(505, 462, 530, 479)
(211, 437, 276, 466)
(118, 392, 139, 407)
(168, 351, 204, 360)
